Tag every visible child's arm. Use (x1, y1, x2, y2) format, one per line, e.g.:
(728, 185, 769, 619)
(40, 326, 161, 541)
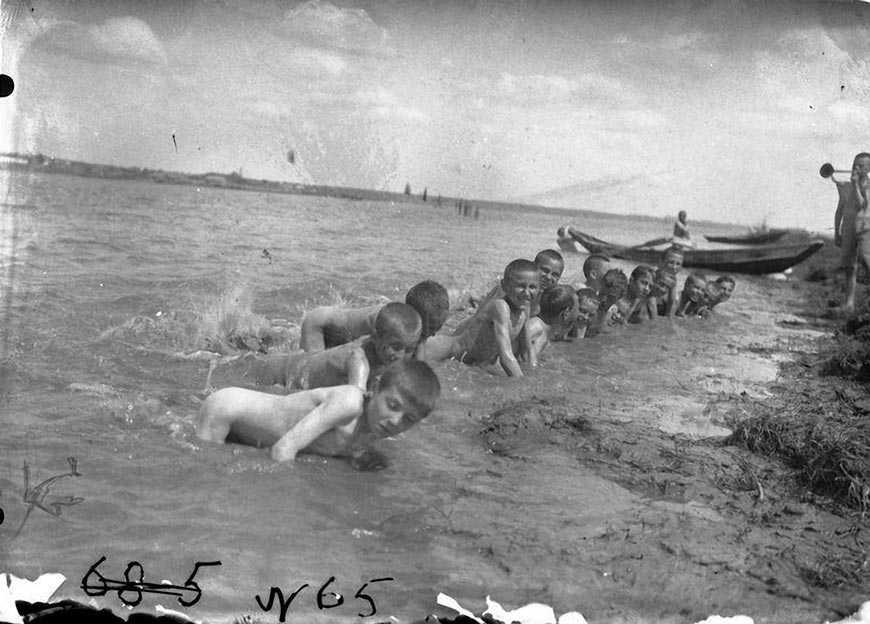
(519, 318, 540, 366)
(271, 386, 364, 463)
(299, 307, 334, 352)
(491, 301, 524, 377)
(345, 347, 371, 391)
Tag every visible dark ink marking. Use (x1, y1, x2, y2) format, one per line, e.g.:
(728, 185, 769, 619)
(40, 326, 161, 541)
(287, 149, 295, 164)
(256, 576, 394, 621)
(841, 85, 845, 92)
(81, 556, 221, 607)
(14, 457, 83, 538)
(0, 74, 14, 98)
(354, 577, 394, 617)
(262, 248, 272, 263)
(316, 576, 343, 609)
(172, 134, 178, 153)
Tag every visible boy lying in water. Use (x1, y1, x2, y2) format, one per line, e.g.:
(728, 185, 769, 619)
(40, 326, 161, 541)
(523, 284, 578, 361)
(616, 265, 655, 324)
(207, 302, 422, 393)
(421, 258, 539, 376)
(675, 272, 709, 317)
(299, 280, 449, 353)
(197, 359, 440, 467)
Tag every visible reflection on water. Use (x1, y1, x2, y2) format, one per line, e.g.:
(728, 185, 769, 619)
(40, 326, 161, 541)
(0, 172, 765, 620)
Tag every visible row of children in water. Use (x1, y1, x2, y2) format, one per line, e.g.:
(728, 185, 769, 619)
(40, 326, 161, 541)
(197, 245, 734, 468)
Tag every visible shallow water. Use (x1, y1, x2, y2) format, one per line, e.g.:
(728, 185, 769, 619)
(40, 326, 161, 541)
(0, 171, 774, 621)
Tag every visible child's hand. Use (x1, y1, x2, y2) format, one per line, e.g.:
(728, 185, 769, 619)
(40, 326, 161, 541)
(349, 448, 391, 471)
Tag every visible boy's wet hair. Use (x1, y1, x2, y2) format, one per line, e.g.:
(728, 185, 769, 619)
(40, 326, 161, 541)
(503, 258, 539, 279)
(683, 273, 708, 295)
(534, 249, 564, 267)
(376, 359, 441, 418)
(575, 288, 600, 308)
(855, 152, 870, 161)
(374, 302, 422, 341)
(539, 284, 576, 323)
(600, 268, 628, 290)
(630, 265, 655, 282)
(661, 245, 685, 260)
(405, 280, 450, 337)
(715, 275, 736, 288)
(582, 253, 611, 278)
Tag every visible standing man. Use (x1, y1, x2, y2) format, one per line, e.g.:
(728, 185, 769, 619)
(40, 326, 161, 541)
(833, 152, 870, 312)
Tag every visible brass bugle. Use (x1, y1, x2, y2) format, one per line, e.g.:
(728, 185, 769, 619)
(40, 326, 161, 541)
(819, 162, 852, 178)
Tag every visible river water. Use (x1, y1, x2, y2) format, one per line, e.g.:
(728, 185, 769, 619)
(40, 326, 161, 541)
(0, 171, 764, 622)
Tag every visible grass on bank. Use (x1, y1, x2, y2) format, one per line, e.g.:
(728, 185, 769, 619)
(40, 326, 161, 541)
(726, 234, 870, 512)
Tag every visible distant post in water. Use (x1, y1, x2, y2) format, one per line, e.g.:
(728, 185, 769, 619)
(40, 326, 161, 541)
(404, 182, 411, 195)
(422, 187, 428, 201)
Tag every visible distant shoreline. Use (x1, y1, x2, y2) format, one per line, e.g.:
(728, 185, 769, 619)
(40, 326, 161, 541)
(0, 151, 734, 229)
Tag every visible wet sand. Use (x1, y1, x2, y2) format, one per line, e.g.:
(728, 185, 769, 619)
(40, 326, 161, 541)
(430, 264, 867, 624)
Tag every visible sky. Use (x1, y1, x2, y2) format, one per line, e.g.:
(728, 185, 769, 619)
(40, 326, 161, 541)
(2, 0, 870, 231)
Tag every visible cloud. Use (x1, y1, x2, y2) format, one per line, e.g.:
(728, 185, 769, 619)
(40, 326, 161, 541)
(288, 47, 347, 77)
(356, 87, 430, 122)
(496, 71, 633, 108)
(37, 16, 167, 66)
(282, 0, 394, 58)
(497, 73, 578, 101)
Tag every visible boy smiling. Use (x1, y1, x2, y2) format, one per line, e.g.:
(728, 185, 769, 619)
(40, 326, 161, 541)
(421, 258, 539, 376)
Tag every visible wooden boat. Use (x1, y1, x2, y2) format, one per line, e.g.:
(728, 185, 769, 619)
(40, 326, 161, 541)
(704, 229, 788, 245)
(566, 228, 824, 275)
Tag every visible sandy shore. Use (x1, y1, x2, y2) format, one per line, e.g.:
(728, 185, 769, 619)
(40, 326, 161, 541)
(435, 261, 868, 624)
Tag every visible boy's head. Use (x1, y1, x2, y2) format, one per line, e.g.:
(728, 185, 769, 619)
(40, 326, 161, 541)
(366, 359, 441, 438)
(704, 282, 724, 304)
(682, 273, 708, 303)
(714, 275, 736, 302)
(575, 288, 600, 323)
(853, 152, 870, 179)
(372, 302, 422, 364)
(598, 268, 628, 303)
(583, 254, 611, 285)
(534, 249, 565, 289)
(405, 280, 449, 338)
(628, 266, 655, 299)
(538, 284, 578, 327)
(660, 246, 684, 275)
(650, 268, 677, 298)
(501, 259, 540, 311)
(677, 210, 687, 223)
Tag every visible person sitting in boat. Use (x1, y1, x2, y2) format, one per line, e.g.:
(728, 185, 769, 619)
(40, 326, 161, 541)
(587, 268, 629, 336)
(674, 210, 690, 239)
(572, 288, 601, 338)
(675, 273, 709, 317)
(420, 259, 538, 376)
(521, 284, 578, 361)
(197, 359, 440, 469)
(618, 266, 656, 324)
(207, 303, 422, 394)
(655, 246, 684, 317)
(299, 281, 449, 353)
